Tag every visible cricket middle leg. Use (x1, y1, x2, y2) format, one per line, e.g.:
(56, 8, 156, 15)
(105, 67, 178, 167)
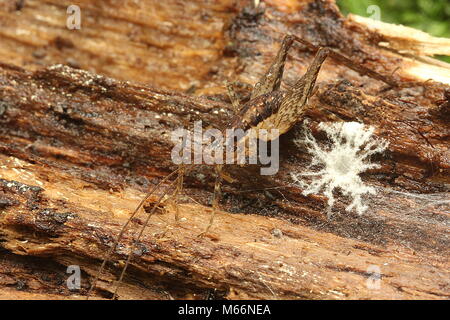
(199, 164, 224, 235)
(172, 164, 186, 221)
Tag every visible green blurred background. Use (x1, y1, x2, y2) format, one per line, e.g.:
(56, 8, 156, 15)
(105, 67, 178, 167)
(337, 0, 450, 62)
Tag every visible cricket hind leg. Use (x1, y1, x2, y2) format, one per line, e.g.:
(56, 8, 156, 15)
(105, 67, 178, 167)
(86, 167, 182, 299)
(286, 46, 330, 107)
(284, 35, 399, 113)
(251, 35, 295, 99)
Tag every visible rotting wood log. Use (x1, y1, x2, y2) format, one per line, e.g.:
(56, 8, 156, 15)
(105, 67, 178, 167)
(0, 0, 449, 300)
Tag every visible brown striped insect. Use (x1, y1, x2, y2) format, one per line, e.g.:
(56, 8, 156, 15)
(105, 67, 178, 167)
(87, 34, 397, 299)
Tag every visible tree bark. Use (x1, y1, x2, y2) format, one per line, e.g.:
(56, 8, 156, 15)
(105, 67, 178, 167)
(0, 0, 448, 299)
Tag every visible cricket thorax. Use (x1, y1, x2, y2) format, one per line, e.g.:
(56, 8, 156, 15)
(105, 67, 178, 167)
(229, 88, 310, 141)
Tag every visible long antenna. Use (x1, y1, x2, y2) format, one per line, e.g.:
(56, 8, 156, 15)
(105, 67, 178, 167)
(111, 175, 180, 299)
(86, 167, 181, 299)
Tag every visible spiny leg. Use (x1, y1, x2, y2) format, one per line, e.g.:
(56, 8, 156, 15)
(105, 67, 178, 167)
(161, 164, 187, 222)
(199, 164, 224, 235)
(272, 35, 400, 133)
(251, 35, 295, 99)
(171, 164, 186, 221)
(280, 35, 397, 119)
(86, 167, 181, 299)
(289, 47, 330, 105)
(168, 133, 191, 221)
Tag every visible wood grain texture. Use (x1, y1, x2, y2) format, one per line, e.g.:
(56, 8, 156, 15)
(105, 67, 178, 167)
(0, 0, 448, 299)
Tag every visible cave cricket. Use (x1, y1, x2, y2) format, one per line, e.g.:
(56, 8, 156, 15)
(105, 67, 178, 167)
(87, 34, 398, 299)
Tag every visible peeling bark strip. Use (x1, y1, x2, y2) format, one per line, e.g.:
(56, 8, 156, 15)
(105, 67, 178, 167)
(0, 0, 449, 299)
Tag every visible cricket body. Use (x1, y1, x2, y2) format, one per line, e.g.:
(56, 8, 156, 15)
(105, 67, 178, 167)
(87, 34, 395, 299)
